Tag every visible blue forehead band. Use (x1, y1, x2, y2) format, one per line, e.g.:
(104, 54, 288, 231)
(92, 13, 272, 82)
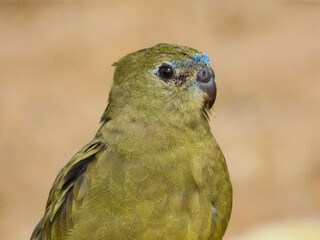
(169, 53, 211, 68)
(193, 53, 210, 65)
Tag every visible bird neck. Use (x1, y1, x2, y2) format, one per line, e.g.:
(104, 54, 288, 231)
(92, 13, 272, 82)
(97, 104, 213, 154)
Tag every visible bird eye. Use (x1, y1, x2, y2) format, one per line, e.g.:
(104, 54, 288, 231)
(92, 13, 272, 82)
(158, 64, 174, 81)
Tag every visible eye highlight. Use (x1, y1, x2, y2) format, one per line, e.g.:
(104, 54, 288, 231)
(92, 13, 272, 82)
(158, 64, 174, 81)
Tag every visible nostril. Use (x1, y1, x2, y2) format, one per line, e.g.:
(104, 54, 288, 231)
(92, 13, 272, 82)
(201, 70, 207, 79)
(197, 67, 213, 83)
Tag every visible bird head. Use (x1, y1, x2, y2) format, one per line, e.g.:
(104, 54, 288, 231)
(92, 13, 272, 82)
(102, 43, 217, 127)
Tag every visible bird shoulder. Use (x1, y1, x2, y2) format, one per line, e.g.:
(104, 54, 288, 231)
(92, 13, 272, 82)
(30, 140, 105, 240)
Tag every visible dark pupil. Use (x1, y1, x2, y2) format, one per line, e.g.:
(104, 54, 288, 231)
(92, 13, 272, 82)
(159, 66, 173, 79)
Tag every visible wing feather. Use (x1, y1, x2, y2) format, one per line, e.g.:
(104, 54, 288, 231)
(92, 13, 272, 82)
(30, 141, 105, 240)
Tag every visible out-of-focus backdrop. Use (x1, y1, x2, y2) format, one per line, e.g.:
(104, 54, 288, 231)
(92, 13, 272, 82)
(1, 0, 320, 239)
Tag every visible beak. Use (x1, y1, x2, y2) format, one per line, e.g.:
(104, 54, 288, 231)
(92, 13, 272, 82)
(196, 66, 217, 109)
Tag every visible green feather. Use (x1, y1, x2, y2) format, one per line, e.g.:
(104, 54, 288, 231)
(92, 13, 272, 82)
(31, 43, 232, 240)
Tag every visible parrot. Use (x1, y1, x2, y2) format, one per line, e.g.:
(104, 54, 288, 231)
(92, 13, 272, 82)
(30, 43, 232, 240)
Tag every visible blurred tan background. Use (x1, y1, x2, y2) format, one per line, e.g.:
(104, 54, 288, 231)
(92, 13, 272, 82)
(1, 0, 320, 239)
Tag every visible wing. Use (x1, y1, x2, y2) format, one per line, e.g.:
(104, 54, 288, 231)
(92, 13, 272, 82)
(207, 143, 233, 240)
(31, 140, 105, 240)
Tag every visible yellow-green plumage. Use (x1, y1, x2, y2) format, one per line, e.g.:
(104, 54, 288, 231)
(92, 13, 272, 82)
(31, 44, 232, 240)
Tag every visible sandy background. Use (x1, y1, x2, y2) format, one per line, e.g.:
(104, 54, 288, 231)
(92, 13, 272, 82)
(0, 0, 320, 239)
